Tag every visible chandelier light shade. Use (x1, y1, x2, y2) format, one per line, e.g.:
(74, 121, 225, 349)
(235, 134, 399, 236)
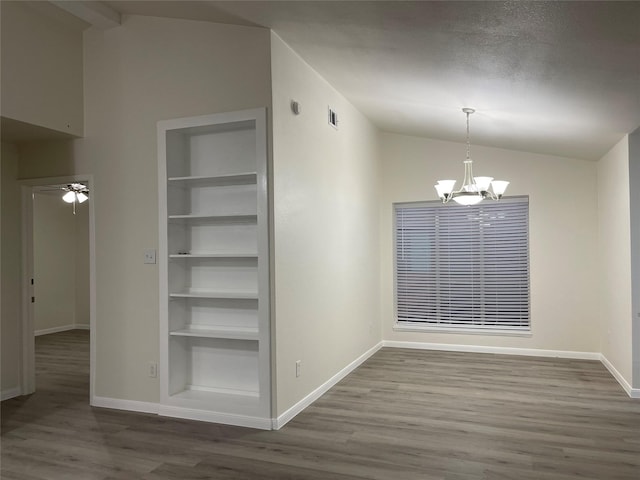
(435, 108, 509, 205)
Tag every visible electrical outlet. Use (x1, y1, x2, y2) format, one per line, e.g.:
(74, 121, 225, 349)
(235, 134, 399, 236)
(144, 249, 157, 264)
(295, 360, 301, 378)
(148, 361, 158, 378)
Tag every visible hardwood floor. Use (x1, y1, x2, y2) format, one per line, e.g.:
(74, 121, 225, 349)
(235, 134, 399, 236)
(2, 330, 640, 479)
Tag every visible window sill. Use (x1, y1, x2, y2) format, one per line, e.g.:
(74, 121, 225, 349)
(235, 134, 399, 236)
(394, 322, 532, 337)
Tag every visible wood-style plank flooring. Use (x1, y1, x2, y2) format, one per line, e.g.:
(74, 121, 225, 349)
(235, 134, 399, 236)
(2, 330, 640, 479)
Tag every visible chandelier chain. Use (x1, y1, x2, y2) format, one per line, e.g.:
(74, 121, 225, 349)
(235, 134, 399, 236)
(466, 110, 471, 161)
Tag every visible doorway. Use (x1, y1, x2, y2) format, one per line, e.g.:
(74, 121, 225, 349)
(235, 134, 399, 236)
(21, 176, 96, 403)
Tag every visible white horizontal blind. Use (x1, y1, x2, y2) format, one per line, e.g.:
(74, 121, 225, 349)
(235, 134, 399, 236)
(395, 197, 530, 331)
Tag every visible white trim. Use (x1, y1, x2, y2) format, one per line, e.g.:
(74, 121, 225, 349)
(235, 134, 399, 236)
(35, 324, 90, 336)
(272, 342, 383, 430)
(158, 405, 272, 430)
(382, 340, 601, 360)
(92, 396, 160, 414)
(393, 323, 532, 337)
(157, 118, 169, 412)
(21, 185, 35, 395)
(600, 354, 640, 399)
(92, 396, 273, 429)
(1, 386, 22, 401)
(88, 177, 97, 407)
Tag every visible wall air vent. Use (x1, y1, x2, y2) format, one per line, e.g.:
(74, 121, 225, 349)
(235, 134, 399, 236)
(328, 107, 338, 129)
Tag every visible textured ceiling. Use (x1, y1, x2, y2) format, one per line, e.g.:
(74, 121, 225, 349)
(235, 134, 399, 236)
(107, 1, 640, 160)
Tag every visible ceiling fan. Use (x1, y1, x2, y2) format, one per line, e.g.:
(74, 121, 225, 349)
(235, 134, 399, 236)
(36, 183, 89, 215)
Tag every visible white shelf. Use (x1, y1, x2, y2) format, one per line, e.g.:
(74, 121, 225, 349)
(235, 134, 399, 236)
(168, 213, 257, 224)
(169, 289, 258, 300)
(170, 325, 259, 341)
(170, 388, 261, 405)
(168, 173, 257, 187)
(169, 253, 257, 259)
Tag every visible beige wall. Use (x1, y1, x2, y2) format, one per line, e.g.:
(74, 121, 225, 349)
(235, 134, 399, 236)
(597, 136, 632, 383)
(270, 33, 381, 415)
(1, 142, 22, 397)
(33, 192, 89, 332)
(6, 3, 632, 411)
(17, 141, 77, 179)
(19, 15, 272, 403)
(0, 1, 84, 136)
(380, 132, 600, 353)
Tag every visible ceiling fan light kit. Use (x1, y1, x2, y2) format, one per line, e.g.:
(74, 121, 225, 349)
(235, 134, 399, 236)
(61, 183, 89, 214)
(435, 108, 509, 205)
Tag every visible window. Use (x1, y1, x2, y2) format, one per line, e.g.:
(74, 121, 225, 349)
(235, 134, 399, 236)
(394, 196, 530, 333)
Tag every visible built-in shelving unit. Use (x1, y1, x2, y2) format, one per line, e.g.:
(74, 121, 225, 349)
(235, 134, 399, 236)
(158, 108, 271, 429)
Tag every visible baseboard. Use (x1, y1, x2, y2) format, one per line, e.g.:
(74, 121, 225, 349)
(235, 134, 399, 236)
(1, 386, 22, 401)
(382, 340, 601, 360)
(272, 341, 383, 430)
(91, 396, 273, 429)
(35, 324, 90, 336)
(158, 405, 272, 430)
(600, 354, 640, 399)
(92, 396, 159, 414)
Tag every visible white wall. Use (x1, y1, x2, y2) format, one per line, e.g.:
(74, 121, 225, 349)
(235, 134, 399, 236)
(270, 33, 381, 415)
(18, 15, 272, 404)
(0, 1, 84, 136)
(6, 4, 630, 413)
(380, 132, 600, 353)
(631, 128, 640, 389)
(1, 142, 22, 398)
(33, 192, 89, 333)
(598, 136, 633, 384)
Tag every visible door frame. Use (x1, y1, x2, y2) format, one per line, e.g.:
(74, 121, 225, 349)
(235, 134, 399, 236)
(20, 175, 96, 403)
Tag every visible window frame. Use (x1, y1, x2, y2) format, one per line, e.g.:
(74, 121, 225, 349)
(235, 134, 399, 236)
(393, 196, 531, 336)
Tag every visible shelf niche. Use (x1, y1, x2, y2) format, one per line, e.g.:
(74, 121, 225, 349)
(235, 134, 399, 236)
(158, 108, 270, 429)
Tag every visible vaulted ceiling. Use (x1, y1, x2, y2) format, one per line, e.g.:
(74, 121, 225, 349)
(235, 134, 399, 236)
(100, 1, 640, 160)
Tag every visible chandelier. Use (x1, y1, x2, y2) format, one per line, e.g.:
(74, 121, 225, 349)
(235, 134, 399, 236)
(435, 108, 509, 205)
